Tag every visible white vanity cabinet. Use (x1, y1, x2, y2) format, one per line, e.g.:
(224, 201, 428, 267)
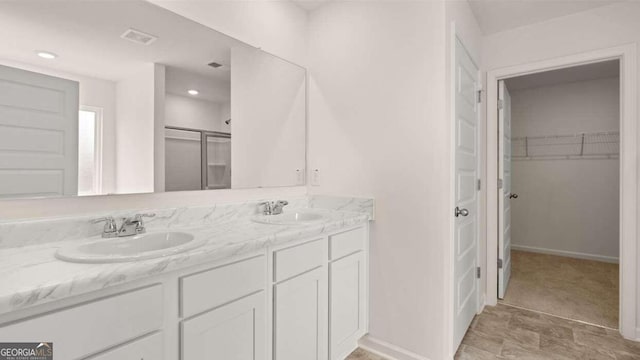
(0, 285, 164, 360)
(0, 224, 369, 360)
(272, 239, 328, 360)
(329, 227, 368, 360)
(85, 332, 163, 360)
(182, 292, 266, 360)
(179, 256, 267, 360)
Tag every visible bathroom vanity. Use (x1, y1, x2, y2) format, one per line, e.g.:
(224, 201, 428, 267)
(0, 198, 373, 360)
(0, 1, 372, 358)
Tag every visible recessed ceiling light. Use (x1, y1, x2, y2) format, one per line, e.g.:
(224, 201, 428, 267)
(188, 89, 199, 95)
(36, 51, 57, 59)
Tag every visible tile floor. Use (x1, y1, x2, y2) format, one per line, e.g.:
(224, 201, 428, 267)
(346, 348, 386, 360)
(455, 304, 639, 359)
(502, 250, 619, 328)
(347, 304, 640, 359)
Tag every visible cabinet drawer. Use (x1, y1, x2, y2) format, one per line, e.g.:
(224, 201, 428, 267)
(274, 239, 324, 282)
(0, 285, 163, 360)
(180, 256, 265, 318)
(329, 227, 366, 260)
(86, 332, 163, 360)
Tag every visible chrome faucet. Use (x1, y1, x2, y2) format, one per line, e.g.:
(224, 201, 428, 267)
(91, 213, 156, 238)
(260, 200, 289, 215)
(91, 216, 118, 238)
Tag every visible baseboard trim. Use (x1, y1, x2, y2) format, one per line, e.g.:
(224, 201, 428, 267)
(358, 335, 431, 360)
(511, 244, 619, 264)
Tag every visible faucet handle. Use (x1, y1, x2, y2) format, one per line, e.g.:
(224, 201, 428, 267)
(91, 216, 113, 224)
(135, 213, 156, 220)
(91, 216, 117, 236)
(134, 213, 156, 231)
(260, 201, 273, 215)
(272, 200, 289, 215)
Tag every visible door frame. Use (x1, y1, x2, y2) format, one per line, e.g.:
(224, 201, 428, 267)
(485, 44, 638, 340)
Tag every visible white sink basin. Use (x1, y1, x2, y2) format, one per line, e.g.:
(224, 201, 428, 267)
(252, 210, 327, 225)
(56, 232, 203, 263)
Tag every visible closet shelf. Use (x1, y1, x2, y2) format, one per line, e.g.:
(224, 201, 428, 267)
(512, 131, 619, 160)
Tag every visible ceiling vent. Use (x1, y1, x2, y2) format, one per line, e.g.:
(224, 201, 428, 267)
(120, 28, 158, 45)
(208, 62, 223, 68)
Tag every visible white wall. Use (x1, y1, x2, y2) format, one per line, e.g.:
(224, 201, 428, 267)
(510, 77, 620, 136)
(0, 186, 306, 219)
(116, 64, 157, 194)
(307, 2, 459, 359)
(510, 77, 620, 262)
(165, 93, 228, 132)
(0, 60, 118, 194)
(482, 1, 640, 335)
(231, 46, 306, 189)
(149, 0, 308, 66)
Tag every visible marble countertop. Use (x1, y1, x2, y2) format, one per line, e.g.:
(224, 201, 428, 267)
(0, 208, 370, 317)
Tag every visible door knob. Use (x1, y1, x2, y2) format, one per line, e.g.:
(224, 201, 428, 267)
(455, 206, 469, 217)
(509, 193, 519, 199)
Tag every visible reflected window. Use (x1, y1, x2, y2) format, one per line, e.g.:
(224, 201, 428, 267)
(78, 107, 103, 196)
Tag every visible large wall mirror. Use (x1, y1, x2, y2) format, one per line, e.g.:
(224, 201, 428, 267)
(0, 0, 306, 199)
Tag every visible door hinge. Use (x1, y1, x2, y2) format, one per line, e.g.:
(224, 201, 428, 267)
(497, 259, 503, 269)
(477, 90, 482, 104)
(498, 179, 503, 189)
(498, 99, 504, 110)
(476, 267, 481, 279)
(477, 179, 481, 191)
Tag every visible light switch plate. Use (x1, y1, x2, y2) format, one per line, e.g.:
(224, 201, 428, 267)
(311, 169, 320, 186)
(296, 169, 305, 185)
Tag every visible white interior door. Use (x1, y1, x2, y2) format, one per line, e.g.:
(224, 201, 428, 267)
(453, 38, 479, 350)
(498, 80, 512, 299)
(0, 64, 79, 198)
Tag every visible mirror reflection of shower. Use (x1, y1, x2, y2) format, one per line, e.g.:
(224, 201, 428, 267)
(165, 127, 231, 191)
(164, 66, 232, 192)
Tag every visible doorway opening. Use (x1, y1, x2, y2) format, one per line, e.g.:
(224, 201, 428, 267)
(497, 60, 620, 328)
(485, 45, 637, 339)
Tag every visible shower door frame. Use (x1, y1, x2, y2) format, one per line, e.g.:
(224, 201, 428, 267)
(165, 126, 231, 190)
(201, 131, 231, 190)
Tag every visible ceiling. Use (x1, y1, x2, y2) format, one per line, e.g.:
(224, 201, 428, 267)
(505, 59, 619, 91)
(0, 1, 249, 83)
(467, 0, 620, 35)
(165, 66, 230, 103)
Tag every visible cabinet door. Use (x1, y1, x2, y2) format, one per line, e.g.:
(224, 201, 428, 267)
(181, 291, 265, 360)
(330, 251, 366, 360)
(274, 267, 328, 360)
(85, 332, 163, 360)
